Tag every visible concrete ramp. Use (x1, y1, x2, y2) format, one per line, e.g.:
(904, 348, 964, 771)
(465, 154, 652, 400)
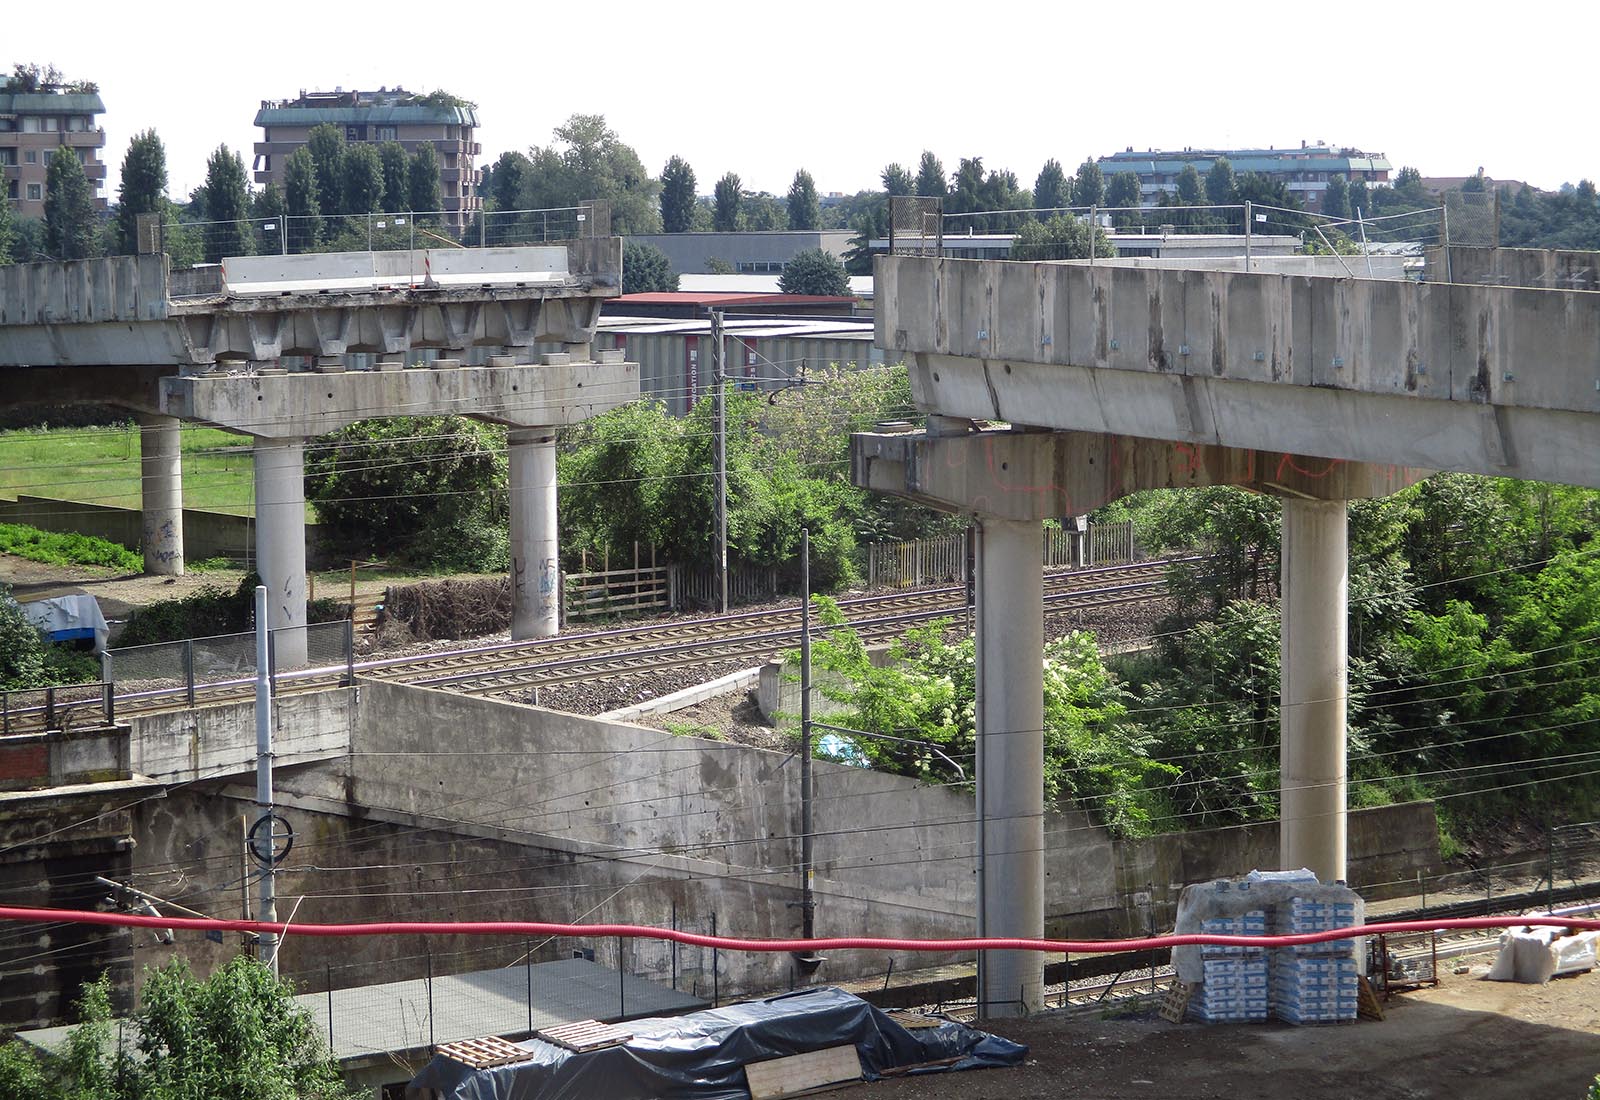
(221, 246, 573, 297)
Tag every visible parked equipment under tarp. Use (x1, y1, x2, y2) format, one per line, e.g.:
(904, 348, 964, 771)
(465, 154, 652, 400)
(21, 594, 109, 652)
(406, 986, 1027, 1100)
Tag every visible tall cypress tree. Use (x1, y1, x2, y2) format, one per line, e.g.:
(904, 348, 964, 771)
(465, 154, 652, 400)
(283, 146, 321, 249)
(787, 169, 820, 230)
(378, 142, 409, 212)
(660, 155, 696, 233)
(305, 123, 346, 217)
(115, 130, 167, 254)
(408, 143, 442, 217)
(44, 149, 98, 260)
(200, 145, 252, 262)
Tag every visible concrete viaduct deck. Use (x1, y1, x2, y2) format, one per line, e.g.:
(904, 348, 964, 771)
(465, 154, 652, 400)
(853, 249, 1600, 1014)
(0, 239, 639, 655)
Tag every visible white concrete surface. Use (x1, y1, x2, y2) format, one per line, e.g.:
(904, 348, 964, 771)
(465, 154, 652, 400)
(254, 437, 308, 668)
(137, 413, 184, 576)
(509, 429, 560, 640)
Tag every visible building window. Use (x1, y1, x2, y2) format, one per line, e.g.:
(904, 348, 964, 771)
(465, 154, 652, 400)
(0, 148, 14, 166)
(22, 117, 40, 133)
(377, 126, 396, 141)
(27, 183, 42, 200)
(346, 126, 360, 141)
(25, 150, 37, 164)
(43, 150, 54, 164)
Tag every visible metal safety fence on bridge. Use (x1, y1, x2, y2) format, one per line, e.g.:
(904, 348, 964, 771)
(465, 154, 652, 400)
(103, 620, 355, 704)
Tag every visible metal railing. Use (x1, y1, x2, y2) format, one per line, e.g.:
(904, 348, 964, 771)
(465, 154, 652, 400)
(0, 681, 116, 735)
(158, 200, 610, 270)
(104, 620, 355, 704)
(863, 521, 1139, 589)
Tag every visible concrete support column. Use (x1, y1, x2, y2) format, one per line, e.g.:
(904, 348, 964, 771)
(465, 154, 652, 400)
(509, 428, 560, 640)
(253, 437, 308, 668)
(974, 517, 1045, 1016)
(1280, 498, 1349, 883)
(137, 413, 184, 576)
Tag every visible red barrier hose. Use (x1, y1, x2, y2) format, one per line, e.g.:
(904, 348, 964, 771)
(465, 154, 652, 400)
(0, 906, 1595, 954)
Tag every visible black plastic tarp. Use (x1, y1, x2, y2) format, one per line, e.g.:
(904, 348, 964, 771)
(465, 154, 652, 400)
(407, 986, 1027, 1100)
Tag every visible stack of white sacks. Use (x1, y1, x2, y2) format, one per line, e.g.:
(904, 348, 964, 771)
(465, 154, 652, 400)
(1271, 897, 1360, 1022)
(1194, 911, 1270, 1021)
(1174, 871, 1364, 1026)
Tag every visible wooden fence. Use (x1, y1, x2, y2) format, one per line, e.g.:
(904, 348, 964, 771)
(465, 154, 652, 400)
(561, 552, 780, 621)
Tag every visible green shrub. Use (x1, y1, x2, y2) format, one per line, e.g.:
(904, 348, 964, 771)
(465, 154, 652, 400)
(0, 523, 141, 572)
(118, 574, 348, 646)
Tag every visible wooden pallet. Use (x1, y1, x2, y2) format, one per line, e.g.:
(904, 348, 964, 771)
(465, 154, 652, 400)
(436, 1035, 536, 1070)
(535, 1019, 634, 1053)
(745, 1045, 863, 1099)
(885, 1010, 945, 1030)
(1357, 976, 1385, 1021)
(1158, 980, 1194, 1024)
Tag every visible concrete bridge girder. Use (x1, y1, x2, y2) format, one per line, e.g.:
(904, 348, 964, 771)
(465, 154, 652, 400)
(853, 426, 1426, 521)
(876, 257, 1600, 491)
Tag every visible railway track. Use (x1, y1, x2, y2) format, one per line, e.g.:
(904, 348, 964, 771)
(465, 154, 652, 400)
(107, 557, 1193, 719)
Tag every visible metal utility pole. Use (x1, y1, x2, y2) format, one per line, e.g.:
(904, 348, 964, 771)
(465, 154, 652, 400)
(253, 585, 278, 973)
(711, 309, 729, 614)
(799, 528, 815, 940)
(1244, 200, 1253, 271)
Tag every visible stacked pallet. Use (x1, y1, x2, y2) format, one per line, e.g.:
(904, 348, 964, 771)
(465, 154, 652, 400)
(1272, 897, 1359, 1023)
(1191, 911, 1269, 1022)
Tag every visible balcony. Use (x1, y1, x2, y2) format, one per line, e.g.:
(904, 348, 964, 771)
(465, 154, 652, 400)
(57, 129, 105, 148)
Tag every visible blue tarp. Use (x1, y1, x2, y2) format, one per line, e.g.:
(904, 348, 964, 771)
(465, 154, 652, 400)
(407, 986, 1026, 1100)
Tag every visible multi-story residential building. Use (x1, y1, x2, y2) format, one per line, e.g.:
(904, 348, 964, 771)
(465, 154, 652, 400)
(1097, 143, 1393, 213)
(252, 88, 480, 230)
(0, 82, 108, 220)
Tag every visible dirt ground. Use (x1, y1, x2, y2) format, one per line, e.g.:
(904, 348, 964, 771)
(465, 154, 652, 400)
(864, 964, 1600, 1100)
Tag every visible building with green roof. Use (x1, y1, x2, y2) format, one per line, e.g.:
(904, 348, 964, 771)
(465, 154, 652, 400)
(253, 87, 481, 230)
(1097, 143, 1393, 214)
(0, 83, 108, 220)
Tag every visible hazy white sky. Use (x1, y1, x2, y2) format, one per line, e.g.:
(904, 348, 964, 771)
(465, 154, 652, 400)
(12, 1, 1594, 203)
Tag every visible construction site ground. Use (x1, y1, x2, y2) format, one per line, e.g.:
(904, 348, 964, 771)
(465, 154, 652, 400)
(867, 963, 1599, 1099)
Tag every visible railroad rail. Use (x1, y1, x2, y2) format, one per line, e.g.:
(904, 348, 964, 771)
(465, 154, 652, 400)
(108, 557, 1194, 718)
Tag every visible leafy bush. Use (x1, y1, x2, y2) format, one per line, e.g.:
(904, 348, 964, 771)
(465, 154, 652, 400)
(0, 585, 99, 690)
(305, 417, 508, 573)
(117, 574, 346, 646)
(0, 523, 141, 572)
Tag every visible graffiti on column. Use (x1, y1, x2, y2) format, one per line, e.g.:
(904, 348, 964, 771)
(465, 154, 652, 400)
(537, 556, 558, 612)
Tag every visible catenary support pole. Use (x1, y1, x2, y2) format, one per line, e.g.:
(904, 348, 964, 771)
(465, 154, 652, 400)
(254, 584, 278, 974)
(1280, 498, 1349, 883)
(711, 309, 728, 614)
(253, 437, 307, 667)
(799, 528, 815, 940)
(137, 413, 185, 576)
(974, 517, 1045, 1016)
(508, 428, 560, 639)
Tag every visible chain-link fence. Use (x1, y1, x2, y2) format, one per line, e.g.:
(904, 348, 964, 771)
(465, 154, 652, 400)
(887, 196, 943, 255)
(0, 682, 115, 735)
(1443, 191, 1500, 248)
(105, 621, 354, 703)
(158, 202, 608, 271)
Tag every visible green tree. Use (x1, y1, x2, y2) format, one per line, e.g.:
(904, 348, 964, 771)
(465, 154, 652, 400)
(713, 172, 742, 231)
(378, 141, 409, 211)
(1394, 165, 1425, 201)
(305, 417, 509, 571)
(407, 142, 442, 216)
(44, 149, 98, 260)
(622, 239, 678, 293)
(787, 169, 820, 230)
(199, 145, 252, 263)
(947, 156, 985, 219)
(305, 123, 346, 218)
(0, 585, 51, 689)
(1347, 176, 1369, 217)
(1033, 158, 1068, 213)
(915, 151, 945, 198)
(488, 150, 530, 212)
(1105, 171, 1142, 225)
(881, 163, 914, 197)
(0, 185, 14, 263)
(1071, 157, 1104, 208)
(114, 129, 167, 254)
(521, 114, 660, 233)
(1323, 173, 1350, 220)
(743, 191, 788, 230)
(660, 155, 697, 233)
(340, 143, 384, 214)
(778, 247, 849, 295)
(283, 146, 322, 249)
(1010, 213, 1115, 261)
(1205, 157, 1237, 207)
(1175, 164, 1205, 206)
(252, 182, 285, 254)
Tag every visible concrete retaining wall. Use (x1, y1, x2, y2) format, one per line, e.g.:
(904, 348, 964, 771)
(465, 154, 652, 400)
(127, 688, 352, 784)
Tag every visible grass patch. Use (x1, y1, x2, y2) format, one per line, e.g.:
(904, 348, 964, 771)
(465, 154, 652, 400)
(186, 557, 238, 572)
(0, 423, 303, 518)
(0, 523, 141, 572)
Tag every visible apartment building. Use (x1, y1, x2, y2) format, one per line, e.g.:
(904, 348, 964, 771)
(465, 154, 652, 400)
(0, 83, 108, 220)
(1097, 143, 1393, 213)
(253, 88, 480, 230)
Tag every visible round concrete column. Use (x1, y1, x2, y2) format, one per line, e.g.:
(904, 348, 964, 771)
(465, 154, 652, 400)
(137, 413, 184, 576)
(1279, 498, 1349, 883)
(509, 429, 560, 640)
(975, 517, 1045, 1016)
(253, 437, 308, 669)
